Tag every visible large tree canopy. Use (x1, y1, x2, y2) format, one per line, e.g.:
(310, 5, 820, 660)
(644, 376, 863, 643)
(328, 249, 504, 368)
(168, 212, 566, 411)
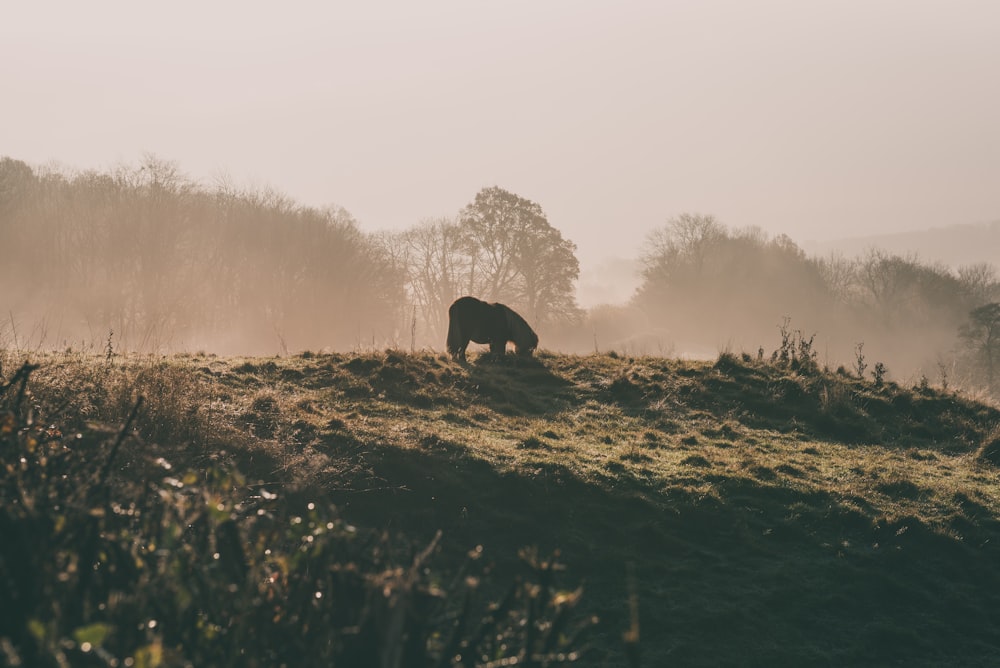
(459, 186, 580, 326)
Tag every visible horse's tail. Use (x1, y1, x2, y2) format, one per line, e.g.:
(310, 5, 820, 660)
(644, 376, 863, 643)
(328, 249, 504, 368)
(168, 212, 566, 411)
(446, 302, 463, 356)
(502, 305, 539, 355)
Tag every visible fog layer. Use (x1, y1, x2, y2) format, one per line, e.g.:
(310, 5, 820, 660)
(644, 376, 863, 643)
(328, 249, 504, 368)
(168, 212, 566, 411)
(3, 156, 999, 398)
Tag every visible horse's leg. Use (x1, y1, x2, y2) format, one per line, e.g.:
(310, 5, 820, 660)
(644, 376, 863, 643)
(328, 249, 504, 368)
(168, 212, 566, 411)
(490, 339, 505, 358)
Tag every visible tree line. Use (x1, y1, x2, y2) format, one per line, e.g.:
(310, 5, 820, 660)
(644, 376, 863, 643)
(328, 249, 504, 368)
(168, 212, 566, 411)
(0, 156, 579, 354)
(2, 155, 998, 394)
(626, 213, 1000, 390)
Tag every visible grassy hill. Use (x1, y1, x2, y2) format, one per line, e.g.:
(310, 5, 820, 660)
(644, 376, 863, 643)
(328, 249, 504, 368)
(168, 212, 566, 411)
(6, 347, 1000, 666)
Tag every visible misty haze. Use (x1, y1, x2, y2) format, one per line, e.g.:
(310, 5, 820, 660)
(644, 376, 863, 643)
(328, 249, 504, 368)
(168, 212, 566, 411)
(4, 2, 1000, 666)
(3, 2, 999, 388)
(3, 154, 998, 392)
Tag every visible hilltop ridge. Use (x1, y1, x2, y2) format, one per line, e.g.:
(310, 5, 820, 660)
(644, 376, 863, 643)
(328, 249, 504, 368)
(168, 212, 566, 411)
(12, 348, 1000, 665)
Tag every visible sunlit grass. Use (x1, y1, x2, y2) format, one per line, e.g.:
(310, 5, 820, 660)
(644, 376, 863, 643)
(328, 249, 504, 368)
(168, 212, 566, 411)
(13, 345, 1000, 535)
(7, 346, 1000, 665)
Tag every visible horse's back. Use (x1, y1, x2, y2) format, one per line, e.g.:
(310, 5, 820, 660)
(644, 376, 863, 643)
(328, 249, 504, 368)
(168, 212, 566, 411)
(449, 296, 485, 317)
(449, 296, 506, 346)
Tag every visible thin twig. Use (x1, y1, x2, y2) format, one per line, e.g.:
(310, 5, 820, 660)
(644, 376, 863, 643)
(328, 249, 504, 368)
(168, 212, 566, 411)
(8, 311, 19, 351)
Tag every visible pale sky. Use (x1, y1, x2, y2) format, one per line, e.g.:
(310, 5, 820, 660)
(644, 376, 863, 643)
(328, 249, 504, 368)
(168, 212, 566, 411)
(3, 1, 998, 274)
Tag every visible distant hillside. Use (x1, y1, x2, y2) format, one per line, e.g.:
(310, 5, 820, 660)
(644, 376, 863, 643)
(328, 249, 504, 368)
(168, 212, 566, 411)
(803, 220, 1000, 267)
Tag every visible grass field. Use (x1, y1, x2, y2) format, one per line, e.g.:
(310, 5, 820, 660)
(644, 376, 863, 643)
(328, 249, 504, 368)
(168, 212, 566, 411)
(5, 346, 1000, 666)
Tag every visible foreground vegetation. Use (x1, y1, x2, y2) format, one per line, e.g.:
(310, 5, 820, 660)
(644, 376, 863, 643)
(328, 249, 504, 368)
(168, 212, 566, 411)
(4, 346, 1000, 665)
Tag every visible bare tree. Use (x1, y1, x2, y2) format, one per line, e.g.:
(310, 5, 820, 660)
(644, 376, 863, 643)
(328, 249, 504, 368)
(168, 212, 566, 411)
(640, 213, 725, 282)
(401, 218, 469, 345)
(958, 262, 999, 305)
(960, 303, 1000, 389)
(817, 252, 859, 304)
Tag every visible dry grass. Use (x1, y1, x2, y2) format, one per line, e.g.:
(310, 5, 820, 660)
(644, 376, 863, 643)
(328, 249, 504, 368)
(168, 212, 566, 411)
(7, 347, 1000, 665)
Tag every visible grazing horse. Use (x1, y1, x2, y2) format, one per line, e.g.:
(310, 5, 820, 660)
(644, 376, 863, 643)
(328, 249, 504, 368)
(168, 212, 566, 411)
(446, 296, 539, 362)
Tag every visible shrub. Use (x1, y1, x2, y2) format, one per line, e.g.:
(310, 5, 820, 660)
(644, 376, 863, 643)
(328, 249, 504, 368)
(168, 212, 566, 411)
(769, 318, 818, 373)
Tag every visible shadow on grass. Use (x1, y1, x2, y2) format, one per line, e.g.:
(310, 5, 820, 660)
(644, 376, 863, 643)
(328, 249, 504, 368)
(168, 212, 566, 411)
(334, 437, 1000, 667)
(338, 351, 576, 417)
(464, 355, 574, 415)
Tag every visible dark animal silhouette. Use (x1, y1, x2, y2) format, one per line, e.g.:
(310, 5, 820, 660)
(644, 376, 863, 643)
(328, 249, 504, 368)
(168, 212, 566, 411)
(446, 296, 538, 362)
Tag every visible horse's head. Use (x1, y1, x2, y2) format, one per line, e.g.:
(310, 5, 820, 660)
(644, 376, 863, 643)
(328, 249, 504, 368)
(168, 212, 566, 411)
(515, 328, 539, 357)
(500, 303, 539, 358)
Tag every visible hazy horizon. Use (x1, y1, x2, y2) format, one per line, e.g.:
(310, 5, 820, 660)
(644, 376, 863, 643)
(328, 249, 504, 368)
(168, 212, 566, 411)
(3, 1, 998, 275)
